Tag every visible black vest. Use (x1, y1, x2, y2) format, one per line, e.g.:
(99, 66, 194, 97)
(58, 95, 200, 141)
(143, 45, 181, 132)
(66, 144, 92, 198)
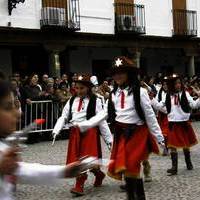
(158, 89, 166, 102)
(165, 90, 190, 114)
(68, 95, 97, 122)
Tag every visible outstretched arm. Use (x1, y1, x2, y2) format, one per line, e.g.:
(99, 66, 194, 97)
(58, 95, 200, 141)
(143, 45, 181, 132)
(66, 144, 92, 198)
(16, 160, 93, 184)
(186, 91, 200, 109)
(140, 88, 164, 143)
(52, 100, 70, 135)
(74, 98, 108, 133)
(151, 98, 167, 114)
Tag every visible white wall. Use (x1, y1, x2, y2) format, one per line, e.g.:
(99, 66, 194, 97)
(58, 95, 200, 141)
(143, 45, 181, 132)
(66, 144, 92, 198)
(0, 0, 9, 26)
(79, 0, 115, 34)
(135, 0, 173, 37)
(0, 0, 41, 29)
(0, 0, 199, 38)
(79, 0, 175, 37)
(187, 0, 197, 9)
(0, 0, 115, 34)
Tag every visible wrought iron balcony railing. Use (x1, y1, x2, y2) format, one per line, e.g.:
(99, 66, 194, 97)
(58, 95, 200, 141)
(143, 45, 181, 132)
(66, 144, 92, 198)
(172, 9, 197, 37)
(115, 3, 145, 34)
(40, 0, 80, 30)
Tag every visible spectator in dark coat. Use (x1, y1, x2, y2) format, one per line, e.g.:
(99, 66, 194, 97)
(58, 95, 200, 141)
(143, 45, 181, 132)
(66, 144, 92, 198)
(21, 74, 43, 105)
(20, 74, 44, 144)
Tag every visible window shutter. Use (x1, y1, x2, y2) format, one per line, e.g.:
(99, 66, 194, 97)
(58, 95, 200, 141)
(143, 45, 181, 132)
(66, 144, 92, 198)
(172, 0, 186, 10)
(172, 0, 187, 35)
(115, 0, 134, 16)
(42, 0, 67, 9)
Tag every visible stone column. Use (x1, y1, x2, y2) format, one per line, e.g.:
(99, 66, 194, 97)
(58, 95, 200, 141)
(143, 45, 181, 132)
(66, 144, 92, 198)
(49, 51, 61, 78)
(184, 48, 198, 77)
(135, 51, 141, 69)
(44, 44, 66, 78)
(127, 48, 143, 69)
(188, 55, 195, 77)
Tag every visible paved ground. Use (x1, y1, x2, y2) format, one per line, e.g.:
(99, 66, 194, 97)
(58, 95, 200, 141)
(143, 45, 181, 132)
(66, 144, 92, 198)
(17, 122, 200, 200)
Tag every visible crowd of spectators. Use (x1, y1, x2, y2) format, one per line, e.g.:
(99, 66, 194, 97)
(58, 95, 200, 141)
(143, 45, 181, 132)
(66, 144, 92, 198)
(4, 71, 200, 108)
(1, 71, 200, 143)
(4, 71, 200, 112)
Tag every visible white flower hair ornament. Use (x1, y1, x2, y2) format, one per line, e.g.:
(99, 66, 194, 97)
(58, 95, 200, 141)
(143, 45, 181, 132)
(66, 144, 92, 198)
(78, 75, 84, 81)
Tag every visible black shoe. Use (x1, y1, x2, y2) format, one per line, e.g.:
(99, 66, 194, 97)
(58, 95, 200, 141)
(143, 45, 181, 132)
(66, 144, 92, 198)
(183, 149, 194, 170)
(135, 179, 146, 200)
(167, 168, 177, 175)
(167, 152, 178, 175)
(119, 184, 126, 191)
(186, 163, 193, 170)
(125, 178, 137, 200)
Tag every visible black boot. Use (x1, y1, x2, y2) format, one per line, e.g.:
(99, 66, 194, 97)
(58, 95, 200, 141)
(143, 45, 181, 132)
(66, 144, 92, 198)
(119, 184, 126, 191)
(125, 178, 137, 200)
(135, 179, 146, 200)
(183, 149, 193, 170)
(167, 152, 178, 175)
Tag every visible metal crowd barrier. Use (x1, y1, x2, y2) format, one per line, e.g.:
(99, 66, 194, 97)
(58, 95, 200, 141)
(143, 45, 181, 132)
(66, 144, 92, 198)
(17, 99, 200, 133)
(18, 100, 66, 133)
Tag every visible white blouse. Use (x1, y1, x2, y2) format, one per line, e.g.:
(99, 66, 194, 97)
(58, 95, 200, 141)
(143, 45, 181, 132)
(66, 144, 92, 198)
(111, 87, 164, 143)
(151, 91, 200, 122)
(53, 96, 113, 144)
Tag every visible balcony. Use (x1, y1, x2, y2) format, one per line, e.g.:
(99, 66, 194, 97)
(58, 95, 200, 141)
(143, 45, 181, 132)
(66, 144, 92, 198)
(172, 9, 197, 37)
(40, 0, 80, 31)
(115, 3, 145, 34)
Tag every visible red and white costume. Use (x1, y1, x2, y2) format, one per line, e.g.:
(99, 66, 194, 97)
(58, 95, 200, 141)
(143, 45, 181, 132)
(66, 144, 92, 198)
(151, 91, 200, 148)
(53, 96, 113, 164)
(107, 87, 163, 180)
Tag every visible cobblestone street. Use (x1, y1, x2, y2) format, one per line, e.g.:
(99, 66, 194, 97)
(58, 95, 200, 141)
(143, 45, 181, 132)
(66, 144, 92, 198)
(17, 122, 200, 200)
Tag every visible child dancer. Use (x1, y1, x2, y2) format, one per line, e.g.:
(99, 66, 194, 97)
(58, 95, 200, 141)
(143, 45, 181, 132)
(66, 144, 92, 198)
(151, 74, 200, 175)
(107, 56, 164, 200)
(53, 74, 112, 196)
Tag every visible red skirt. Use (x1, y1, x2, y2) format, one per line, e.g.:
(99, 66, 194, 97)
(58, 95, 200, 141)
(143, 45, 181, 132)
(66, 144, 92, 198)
(158, 112, 169, 137)
(167, 121, 198, 149)
(108, 122, 159, 180)
(66, 127, 102, 164)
